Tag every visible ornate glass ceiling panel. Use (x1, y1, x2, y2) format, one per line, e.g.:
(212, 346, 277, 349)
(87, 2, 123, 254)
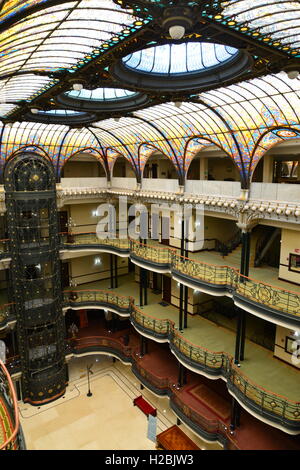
(0, 74, 57, 102)
(66, 87, 138, 101)
(0, 103, 19, 117)
(0, 0, 137, 77)
(0, 0, 50, 23)
(122, 42, 238, 75)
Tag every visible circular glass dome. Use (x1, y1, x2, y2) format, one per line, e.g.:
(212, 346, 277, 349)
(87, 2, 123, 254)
(65, 87, 138, 101)
(56, 86, 150, 112)
(112, 41, 251, 92)
(26, 108, 95, 124)
(36, 109, 85, 116)
(122, 42, 239, 75)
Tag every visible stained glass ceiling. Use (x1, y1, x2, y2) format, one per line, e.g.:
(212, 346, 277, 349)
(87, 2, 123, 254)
(1, 0, 300, 187)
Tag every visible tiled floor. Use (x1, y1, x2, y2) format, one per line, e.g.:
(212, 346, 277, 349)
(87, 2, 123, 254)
(19, 355, 222, 451)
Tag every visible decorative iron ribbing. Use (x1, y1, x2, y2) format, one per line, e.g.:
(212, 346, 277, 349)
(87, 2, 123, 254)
(4, 152, 67, 405)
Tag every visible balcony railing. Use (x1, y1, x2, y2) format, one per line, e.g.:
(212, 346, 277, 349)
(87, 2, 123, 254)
(170, 393, 230, 447)
(130, 239, 173, 266)
(129, 239, 300, 321)
(169, 324, 300, 430)
(0, 359, 23, 450)
(131, 305, 170, 337)
(60, 232, 130, 252)
(63, 289, 133, 315)
(58, 232, 300, 322)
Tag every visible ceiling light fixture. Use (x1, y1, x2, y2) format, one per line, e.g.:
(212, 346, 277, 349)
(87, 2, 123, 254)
(161, 6, 194, 40)
(287, 70, 299, 80)
(174, 101, 183, 108)
(72, 83, 83, 91)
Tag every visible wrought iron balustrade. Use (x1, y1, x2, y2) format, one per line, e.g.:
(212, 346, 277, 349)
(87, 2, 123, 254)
(131, 305, 170, 337)
(237, 275, 300, 317)
(58, 235, 300, 320)
(63, 289, 133, 313)
(67, 336, 133, 358)
(130, 239, 173, 266)
(60, 232, 130, 251)
(168, 325, 300, 428)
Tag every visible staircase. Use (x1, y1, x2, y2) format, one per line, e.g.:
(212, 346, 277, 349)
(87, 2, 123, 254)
(254, 227, 281, 267)
(222, 227, 269, 269)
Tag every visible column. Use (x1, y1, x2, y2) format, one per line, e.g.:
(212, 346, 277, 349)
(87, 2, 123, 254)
(140, 335, 148, 357)
(114, 255, 118, 289)
(177, 362, 187, 388)
(199, 157, 208, 180)
(262, 155, 274, 183)
(230, 397, 241, 431)
(110, 254, 114, 289)
(183, 285, 188, 329)
(239, 228, 252, 361)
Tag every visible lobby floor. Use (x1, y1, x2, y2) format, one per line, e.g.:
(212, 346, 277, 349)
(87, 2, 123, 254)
(19, 355, 221, 451)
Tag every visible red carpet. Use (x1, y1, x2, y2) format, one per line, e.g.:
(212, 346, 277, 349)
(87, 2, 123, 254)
(186, 383, 231, 421)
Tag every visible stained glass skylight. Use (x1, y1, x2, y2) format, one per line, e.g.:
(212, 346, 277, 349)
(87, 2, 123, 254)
(122, 42, 239, 75)
(66, 87, 138, 101)
(35, 109, 85, 115)
(0, 0, 137, 77)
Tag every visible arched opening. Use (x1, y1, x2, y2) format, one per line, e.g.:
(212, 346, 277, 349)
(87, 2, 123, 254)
(112, 155, 136, 178)
(61, 152, 106, 178)
(252, 139, 300, 184)
(143, 152, 178, 179)
(187, 146, 240, 181)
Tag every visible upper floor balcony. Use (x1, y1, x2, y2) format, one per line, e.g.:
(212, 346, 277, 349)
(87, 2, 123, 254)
(60, 234, 300, 330)
(62, 274, 300, 435)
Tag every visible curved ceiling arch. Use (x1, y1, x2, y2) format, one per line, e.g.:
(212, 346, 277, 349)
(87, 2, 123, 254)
(249, 125, 300, 179)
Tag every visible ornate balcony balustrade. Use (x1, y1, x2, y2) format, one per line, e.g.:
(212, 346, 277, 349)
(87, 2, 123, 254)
(63, 289, 133, 316)
(129, 239, 300, 325)
(60, 232, 130, 254)
(131, 305, 170, 339)
(130, 239, 173, 268)
(170, 393, 231, 448)
(67, 335, 133, 361)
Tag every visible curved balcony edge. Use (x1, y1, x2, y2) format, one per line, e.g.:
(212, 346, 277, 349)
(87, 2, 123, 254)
(170, 344, 300, 435)
(60, 243, 130, 258)
(131, 363, 170, 397)
(169, 343, 224, 378)
(69, 345, 133, 364)
(63, 299, 131, 317)
(130, 253, 171, 274)
(227, 382, 300, 436)
(169, 399, 229, 449)
(131, 317, 169, 342)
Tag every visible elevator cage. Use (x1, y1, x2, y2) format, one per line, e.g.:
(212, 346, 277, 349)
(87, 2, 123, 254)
(4, 152, 67, 405)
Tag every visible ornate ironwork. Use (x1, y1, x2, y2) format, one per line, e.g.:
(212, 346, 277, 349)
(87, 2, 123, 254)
(4, 152, 67, 405)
